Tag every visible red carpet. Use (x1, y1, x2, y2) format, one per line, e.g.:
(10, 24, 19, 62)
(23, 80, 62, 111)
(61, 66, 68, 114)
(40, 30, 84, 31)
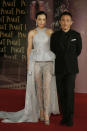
(0, 89, 87, 131)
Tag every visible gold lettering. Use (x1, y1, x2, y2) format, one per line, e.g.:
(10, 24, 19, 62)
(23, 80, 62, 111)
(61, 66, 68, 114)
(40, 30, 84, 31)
(9, 24, 23, 31)
(6, 16, 20, 23)
(0, 39, 6, 45)
(0, 16, 5, 23)
(0, 47, 6, 53)
(7, 39, 20, 46)
(0, 24, 7, 30)
(4, 54, 17, 60)
(0, 8, 14, 15)
(21, 0, 26, 7)
(16, 8, 26, 15)
(11, 46, 24, 54)
(18, 32, 26, 38)
(0, 31, 13, 38)
(2, 0, 16, 7)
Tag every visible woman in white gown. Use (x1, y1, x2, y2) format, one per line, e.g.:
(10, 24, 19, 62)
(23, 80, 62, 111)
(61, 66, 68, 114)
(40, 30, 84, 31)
(0, 11, 60, 125)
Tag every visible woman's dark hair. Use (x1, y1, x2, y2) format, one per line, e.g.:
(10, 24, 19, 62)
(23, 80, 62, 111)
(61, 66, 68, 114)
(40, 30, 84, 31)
(59, 11, 72, 20)
(35, 11, 47, 19)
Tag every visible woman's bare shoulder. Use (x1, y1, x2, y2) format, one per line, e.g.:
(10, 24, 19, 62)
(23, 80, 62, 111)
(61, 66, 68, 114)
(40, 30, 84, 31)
(46, 28, 54, 35)
(28, 29, 37, 37)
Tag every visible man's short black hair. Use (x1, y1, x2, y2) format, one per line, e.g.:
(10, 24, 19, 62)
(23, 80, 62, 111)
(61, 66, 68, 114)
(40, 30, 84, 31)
(59, 11, 72, 20)
(36, 11, 47, 19)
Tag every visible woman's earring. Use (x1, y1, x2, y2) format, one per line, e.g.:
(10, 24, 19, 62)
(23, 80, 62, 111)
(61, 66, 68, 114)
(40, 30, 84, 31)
(36, 22, 38, 27)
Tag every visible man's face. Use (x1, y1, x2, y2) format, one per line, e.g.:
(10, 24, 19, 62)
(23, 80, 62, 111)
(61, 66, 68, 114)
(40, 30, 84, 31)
(59, 15, 73, 32)
(36, 14, 46, 28)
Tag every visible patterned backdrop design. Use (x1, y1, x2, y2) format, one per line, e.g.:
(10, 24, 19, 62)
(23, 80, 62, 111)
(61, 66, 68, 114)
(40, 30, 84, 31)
(0, 0, 87, 93)
(0, 0, 54, 89)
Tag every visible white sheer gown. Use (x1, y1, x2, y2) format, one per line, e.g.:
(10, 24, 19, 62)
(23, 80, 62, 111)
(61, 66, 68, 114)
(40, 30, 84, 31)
(0, 27, 60, 123)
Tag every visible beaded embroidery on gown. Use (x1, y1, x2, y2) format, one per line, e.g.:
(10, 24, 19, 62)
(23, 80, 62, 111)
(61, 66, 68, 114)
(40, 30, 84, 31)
(0, 28, 60, 123)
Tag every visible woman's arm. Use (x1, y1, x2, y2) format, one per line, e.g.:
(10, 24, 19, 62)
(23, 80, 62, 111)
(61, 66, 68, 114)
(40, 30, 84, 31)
(27, 30, 33, 70)
(46, 28, 54, 36)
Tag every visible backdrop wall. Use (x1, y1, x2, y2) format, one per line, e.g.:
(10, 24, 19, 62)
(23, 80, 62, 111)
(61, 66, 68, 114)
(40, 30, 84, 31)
(0, 0, 87, 93)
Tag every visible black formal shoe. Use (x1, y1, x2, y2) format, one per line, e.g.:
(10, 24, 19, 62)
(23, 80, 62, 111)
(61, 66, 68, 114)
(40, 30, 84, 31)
(60, 118, 67, 125)
(66, 120, 73, 126)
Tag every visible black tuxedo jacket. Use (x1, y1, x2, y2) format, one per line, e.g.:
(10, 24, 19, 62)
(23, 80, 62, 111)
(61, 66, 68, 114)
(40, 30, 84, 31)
(50, 29, 82, 74)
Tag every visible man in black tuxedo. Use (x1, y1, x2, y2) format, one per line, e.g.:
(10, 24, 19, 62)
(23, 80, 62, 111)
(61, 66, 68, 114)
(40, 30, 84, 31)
(51, 12, 82, 126)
